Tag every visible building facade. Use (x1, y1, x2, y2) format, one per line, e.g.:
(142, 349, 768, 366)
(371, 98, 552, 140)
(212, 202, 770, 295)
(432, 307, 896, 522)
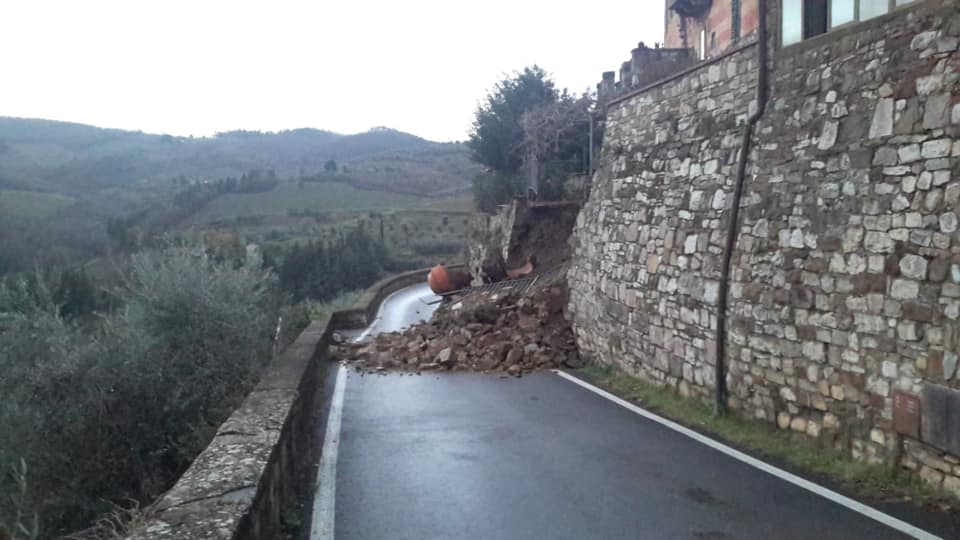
(664, 0, 761, 59)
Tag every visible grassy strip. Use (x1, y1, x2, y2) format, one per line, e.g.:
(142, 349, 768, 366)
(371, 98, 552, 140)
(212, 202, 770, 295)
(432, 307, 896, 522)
(579, 364, 957, 509)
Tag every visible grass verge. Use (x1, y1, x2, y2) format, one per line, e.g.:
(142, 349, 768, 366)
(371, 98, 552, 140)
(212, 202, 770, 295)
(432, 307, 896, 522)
(578, 364, 958, 510)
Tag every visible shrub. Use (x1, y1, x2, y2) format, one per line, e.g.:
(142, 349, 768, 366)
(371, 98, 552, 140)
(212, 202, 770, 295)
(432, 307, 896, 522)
(0, 247, 278, 537)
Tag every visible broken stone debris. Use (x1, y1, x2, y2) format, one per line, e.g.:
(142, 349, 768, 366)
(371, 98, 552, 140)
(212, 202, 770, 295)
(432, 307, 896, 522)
(332, 284, 582, 377)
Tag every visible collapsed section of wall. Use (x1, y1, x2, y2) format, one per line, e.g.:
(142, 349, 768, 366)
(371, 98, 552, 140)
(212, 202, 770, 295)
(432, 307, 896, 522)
(468, 199, 579, 284)
(569, 0, 960, 495)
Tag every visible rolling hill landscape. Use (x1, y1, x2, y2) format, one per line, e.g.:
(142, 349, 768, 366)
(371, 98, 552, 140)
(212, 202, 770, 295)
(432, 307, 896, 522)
(0, 117, 481, 274)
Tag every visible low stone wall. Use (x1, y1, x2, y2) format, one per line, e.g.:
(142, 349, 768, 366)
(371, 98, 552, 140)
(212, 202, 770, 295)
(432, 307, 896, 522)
(125, 267, 449, 539)
(126, 319, 332, 539)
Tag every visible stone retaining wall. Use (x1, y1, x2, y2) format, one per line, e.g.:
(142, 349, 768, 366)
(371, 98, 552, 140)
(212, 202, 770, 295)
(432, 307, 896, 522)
(569, 42, 759, 401)
(569, 0, 960, 495)
(125, 268, 445, 539)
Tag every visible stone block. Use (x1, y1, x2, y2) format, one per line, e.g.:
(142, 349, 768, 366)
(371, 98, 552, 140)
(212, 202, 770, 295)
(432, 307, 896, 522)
(941, 213, 958, 233)
(922, 384, 950, 452)
(923, 94, 951, 130)
(873, 146, 898, 166)
(869, 99, 894, 139)
(899, 254, 928, 280)
(922, 139, 952, 159)
(898, 144, 921, 163)
(890, 279, 919, 300)
(916, 74, 943, 96)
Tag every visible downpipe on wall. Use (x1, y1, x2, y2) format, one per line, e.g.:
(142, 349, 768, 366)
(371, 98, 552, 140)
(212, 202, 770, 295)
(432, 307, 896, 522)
(715, 0, 769, 415)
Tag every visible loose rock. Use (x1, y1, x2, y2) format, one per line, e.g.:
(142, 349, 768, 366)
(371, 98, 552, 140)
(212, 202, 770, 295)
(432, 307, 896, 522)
(334, 284, 579, 377)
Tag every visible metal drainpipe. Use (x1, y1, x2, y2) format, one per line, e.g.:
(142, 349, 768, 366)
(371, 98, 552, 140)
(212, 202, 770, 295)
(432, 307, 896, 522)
(715, 0, 770, 415)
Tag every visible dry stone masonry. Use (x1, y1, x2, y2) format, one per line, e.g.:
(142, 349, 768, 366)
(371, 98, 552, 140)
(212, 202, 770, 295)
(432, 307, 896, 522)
(569, 0, 960, 496)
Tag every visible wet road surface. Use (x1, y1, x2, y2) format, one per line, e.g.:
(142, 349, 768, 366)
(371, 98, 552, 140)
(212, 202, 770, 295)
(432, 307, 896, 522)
(356, 282, 440, 340)
(313, 284, 939, 540)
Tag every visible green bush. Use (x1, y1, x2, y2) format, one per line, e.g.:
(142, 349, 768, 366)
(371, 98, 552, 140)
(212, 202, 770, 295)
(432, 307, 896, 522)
(0, 247, 278, 537)
(471, 172, 524, 214)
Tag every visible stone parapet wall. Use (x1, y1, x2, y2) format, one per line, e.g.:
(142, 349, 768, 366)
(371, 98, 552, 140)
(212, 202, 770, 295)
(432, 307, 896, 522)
(126, 319, 332, 540)
(569, 0, 960, 495)
(125, 268, 446, 539)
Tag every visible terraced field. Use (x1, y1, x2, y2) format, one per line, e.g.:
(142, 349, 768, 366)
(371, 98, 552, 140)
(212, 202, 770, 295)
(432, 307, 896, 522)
(0, 189, 76, 221)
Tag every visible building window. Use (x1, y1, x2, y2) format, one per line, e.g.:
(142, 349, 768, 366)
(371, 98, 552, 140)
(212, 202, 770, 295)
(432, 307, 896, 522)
(782, 0, 918, 46)
(732, 0, 742, 42)
(831, 0, 855, 26)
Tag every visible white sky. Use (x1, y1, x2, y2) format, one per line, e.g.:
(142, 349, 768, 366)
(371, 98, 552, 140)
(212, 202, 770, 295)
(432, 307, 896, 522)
(0, 1, 664, 142)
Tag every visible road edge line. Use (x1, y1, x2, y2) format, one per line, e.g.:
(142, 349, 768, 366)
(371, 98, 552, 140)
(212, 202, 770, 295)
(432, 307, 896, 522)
(310, 364, 347, 540)
(554, 369, 941, 540)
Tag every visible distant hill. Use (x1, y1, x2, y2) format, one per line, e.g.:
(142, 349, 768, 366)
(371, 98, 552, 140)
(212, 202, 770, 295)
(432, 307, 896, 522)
(0, 117, 481, 274)
(0, 118, 479, 196)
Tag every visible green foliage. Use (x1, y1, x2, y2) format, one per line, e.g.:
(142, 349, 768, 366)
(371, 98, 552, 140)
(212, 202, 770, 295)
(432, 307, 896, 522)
(324, 159, 337, 173)
(0, 247, 278, 536)
(467, 66, 558, 173)
(0, 190, 75, 222)
(278, 226, 389, 303)
(187, 182, 432, 225)
(1, 459, 40, 540)
(52, 268, 100, 320)
(466, 66, 592, 211)
(471, 172, 524, 214)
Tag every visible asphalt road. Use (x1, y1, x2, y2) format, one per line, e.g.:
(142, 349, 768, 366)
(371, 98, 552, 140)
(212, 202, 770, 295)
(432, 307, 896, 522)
(356, 282, 440, 340)
(313, 284, 941, 540)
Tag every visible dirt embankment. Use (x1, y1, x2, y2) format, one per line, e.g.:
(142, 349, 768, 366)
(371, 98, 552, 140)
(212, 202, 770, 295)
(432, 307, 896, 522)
(333, 283, 582, 376)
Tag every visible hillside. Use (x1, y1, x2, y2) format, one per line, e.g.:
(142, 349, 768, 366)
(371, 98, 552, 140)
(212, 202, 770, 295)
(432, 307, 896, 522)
(0, 117, 479, 196)
(0, 117, 480, 274)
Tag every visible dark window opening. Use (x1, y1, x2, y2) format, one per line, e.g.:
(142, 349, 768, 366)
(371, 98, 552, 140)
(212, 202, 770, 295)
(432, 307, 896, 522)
(732, 0, 742, 42)
(804, 0, 828, 39)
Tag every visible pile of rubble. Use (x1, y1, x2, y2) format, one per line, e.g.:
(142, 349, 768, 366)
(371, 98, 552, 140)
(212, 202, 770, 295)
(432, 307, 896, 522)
(332, 284, 582, 376)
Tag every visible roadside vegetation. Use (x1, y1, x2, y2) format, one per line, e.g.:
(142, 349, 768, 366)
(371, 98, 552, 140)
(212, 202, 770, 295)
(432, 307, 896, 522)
(0, 107, 473, 539)
(581, 365, 958, 510)
(467, 65, 593, 212)
(0, 247, 279, 538)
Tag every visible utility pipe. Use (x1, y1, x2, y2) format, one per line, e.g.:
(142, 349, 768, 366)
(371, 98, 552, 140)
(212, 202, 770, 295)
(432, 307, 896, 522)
(715, 0, 769, 415)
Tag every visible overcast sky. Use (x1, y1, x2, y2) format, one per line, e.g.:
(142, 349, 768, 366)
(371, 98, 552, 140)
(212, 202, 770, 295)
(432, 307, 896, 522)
(1, 1, 664, 142)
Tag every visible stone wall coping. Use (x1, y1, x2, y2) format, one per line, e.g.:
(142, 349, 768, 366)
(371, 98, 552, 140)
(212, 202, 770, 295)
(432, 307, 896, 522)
(126, 318, 332, 539)
(606, 40, 758, 109)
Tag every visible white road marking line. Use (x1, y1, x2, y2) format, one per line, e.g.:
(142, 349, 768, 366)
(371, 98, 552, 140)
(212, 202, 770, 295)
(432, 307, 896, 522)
(310, 365, 347, 540)
(554, 370, 942, 540)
